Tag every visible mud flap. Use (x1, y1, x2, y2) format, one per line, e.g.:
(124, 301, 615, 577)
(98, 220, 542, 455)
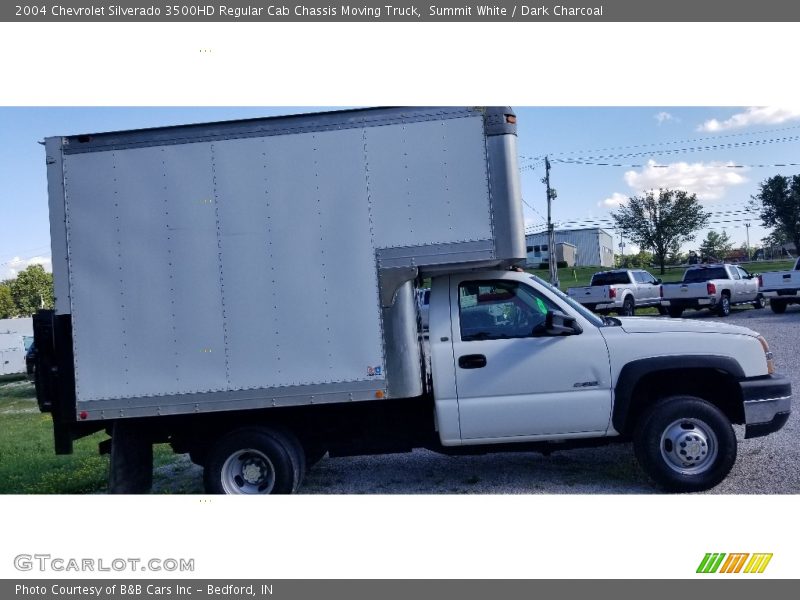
(108, 420, 153, 494)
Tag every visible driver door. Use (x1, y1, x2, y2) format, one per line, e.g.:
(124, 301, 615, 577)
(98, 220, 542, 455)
(451, 276, 612, 442)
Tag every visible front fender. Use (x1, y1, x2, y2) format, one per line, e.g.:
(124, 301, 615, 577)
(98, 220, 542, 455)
(612, 355, 745, 434)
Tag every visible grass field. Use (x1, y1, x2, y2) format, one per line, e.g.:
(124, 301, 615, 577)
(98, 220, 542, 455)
(0, 377, 173, 494)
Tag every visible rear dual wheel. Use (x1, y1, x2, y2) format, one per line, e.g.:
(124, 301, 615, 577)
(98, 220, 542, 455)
(204, 427, 306, 494)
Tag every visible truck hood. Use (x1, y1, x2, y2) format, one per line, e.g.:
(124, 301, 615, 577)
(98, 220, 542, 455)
(616, 317, 759, 337)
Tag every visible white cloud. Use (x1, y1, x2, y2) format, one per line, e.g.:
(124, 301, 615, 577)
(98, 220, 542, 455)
(3, 256, 52, 280)
(654, 111, 677, 125)
(698, 106, 800, 132)
(598, 192, 629, 208)
(622, 160, 748, 201)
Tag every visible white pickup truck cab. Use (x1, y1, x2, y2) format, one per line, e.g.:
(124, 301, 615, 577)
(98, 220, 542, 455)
(424, 269, 789, 492)
(761, 257, 800, 313)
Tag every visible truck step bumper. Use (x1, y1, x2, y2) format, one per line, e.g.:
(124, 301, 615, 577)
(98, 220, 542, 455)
(660, 298, 714, 308)
(740, 374, 792, 439)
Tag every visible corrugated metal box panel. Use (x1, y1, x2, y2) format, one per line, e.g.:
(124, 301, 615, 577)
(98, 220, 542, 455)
(368, 115, 492, 247)
(63, 129, 386, 403)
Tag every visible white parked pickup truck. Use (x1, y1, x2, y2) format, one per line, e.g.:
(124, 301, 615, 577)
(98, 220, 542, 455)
(567, 269, 664, 316)
(760, 257, 800, 313)
(660, 264, 765, 318)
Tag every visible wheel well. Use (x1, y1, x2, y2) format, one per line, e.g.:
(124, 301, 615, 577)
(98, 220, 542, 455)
(721, 289, 731, 297)
(623, 368, 744, 434)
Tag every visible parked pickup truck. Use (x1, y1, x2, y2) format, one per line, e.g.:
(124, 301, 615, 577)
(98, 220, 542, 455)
(661, 264, 765, 318)
(567, 269, 664, 316)
(761, 257, 800, 314)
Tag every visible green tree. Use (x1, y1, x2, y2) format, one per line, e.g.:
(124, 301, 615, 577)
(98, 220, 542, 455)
(751, 174, 800, 254)
(699, 230, 734, 261)
(9, 264, 54, 316)
(667, 245, 687, 266)
(617, 250, 654, 269)
(0, 283, 16, 318)
(611, 188, 710, 274)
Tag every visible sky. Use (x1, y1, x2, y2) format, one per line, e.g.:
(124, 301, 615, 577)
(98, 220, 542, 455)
(1, 106, 799, 279)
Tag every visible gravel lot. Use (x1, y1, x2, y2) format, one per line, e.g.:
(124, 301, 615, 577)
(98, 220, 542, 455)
(154, 304, 799, 494)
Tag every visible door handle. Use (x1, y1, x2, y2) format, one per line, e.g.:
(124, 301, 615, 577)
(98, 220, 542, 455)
(458, 354, 487, 369)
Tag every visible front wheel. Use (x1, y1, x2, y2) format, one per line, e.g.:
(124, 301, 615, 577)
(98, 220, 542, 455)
(753, 294, 766, 309)
(770, 299, 788, 314)
(204, 426, 306, 494)
(633, 396, 736, 493)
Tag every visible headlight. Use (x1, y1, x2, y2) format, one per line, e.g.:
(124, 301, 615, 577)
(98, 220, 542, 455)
(757, 335, 775, 375)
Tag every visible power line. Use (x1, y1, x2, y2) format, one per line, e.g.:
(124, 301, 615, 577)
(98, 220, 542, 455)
(525, 216, 764, 235)
(548, 158, 800, 169)
(527, 121, 800, 158)
(550, 134, 800, 163)
(522, 198, 547, 223)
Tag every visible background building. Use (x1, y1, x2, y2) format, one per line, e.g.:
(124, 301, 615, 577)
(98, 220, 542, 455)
(526, 227, 614, 267)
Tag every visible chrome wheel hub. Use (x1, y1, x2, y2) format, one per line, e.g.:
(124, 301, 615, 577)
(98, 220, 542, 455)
(660, 418, 718, 475)
(221, 449, 276, 494)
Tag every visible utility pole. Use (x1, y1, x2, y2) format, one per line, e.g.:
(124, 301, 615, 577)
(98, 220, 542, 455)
(542, 156, 559, 287)
(745, 222, 751, 261)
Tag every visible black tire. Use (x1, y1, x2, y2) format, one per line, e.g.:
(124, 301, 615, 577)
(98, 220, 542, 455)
(656, 305, 668, 316)
(753, 294, 766, 309)
(668, 307, 683, 318)
(716, 293, 731, 317)
(618, 296, 635, 317)
(204, 426, 306, 494)
(770, 300, 788, 314)
(585, 304, 596, 313)
(633, 396, 736, 493)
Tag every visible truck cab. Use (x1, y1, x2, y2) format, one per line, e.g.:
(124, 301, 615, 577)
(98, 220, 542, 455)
(421, 269, 790, 492)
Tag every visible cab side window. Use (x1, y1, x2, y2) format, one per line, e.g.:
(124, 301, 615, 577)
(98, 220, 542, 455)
(458, 281, 558, 341)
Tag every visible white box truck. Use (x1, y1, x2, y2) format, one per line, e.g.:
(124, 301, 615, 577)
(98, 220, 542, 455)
(34, 107, 791, 494)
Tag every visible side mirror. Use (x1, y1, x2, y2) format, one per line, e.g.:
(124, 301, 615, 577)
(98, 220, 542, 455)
(654, 278, 662, 284)
(542, 310, 578, 336)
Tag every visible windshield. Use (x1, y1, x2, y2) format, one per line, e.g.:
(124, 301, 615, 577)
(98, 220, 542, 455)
(590, 272, 630, 286)
(528, 274, 605, 327)
(683, 267, 727, 282)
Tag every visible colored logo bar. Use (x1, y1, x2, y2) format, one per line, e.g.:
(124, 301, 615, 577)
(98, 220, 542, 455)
(697, 553, 773, 573)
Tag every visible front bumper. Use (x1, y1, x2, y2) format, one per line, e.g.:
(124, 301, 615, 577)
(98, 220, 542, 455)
(740, 374, 792, 439)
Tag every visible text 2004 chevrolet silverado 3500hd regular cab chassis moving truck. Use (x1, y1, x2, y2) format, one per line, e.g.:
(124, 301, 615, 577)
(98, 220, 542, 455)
(33, 107, 791, 494)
